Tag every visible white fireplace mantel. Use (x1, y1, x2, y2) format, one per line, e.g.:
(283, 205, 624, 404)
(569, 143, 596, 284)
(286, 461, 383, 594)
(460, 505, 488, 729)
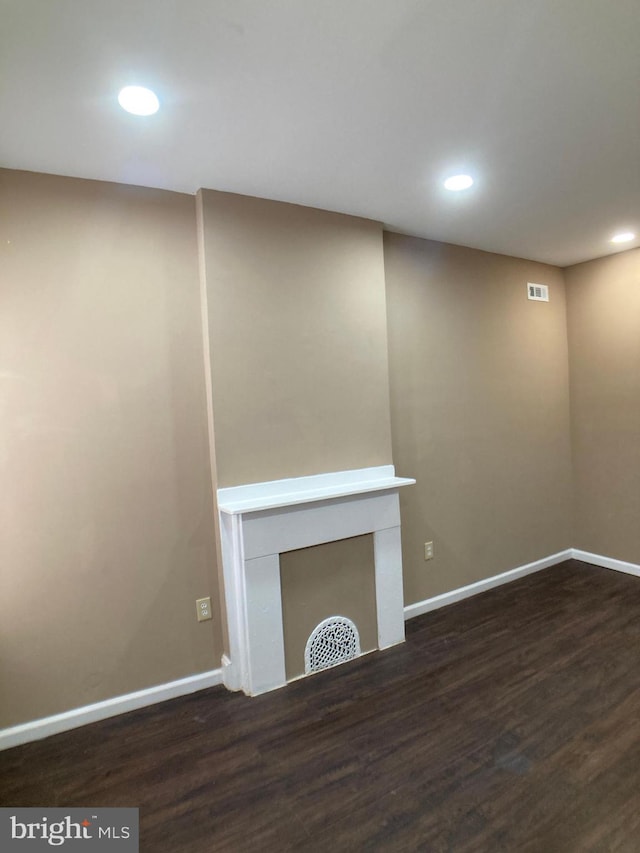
(217, 465, 415, 696)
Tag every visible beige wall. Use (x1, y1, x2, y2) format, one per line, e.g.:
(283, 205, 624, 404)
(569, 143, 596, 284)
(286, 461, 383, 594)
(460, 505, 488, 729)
(197, 190, 393, 487)
(280, 535, 377, 680)
(0, 170, 220, 728)
(384, 233, 573, 605)
(5, 166, 636, 730)
(565, 249, 640, 564)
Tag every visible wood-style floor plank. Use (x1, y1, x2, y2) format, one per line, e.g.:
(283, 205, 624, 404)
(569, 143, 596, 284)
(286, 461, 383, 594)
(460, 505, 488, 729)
(2, 560, 640, 851)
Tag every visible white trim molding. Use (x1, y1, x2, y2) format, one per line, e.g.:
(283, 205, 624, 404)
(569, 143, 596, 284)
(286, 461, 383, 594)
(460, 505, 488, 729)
(404, 549, 573, 620)
(4, 548, 640, 751)
(0, 668, 222, 752)
(571, 549, 640, 578)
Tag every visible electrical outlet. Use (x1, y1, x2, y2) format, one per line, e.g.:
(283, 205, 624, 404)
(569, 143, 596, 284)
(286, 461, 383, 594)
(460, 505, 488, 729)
(424, 541, 434, 561)
(196, 597, 212, 622)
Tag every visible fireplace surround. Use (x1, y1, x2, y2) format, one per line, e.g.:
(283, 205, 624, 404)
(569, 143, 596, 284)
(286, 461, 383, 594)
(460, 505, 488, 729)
(217, 466, 415, 695)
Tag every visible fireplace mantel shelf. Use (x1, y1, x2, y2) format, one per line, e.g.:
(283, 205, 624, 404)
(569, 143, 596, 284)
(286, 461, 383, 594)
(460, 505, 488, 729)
(217, 465, 415, 515)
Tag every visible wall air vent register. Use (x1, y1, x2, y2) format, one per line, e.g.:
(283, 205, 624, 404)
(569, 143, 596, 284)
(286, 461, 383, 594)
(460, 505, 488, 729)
(528, 283, 549, 302)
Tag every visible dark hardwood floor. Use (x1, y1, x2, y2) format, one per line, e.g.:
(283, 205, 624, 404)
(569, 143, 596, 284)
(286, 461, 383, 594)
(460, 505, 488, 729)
(3, 559, 640, 852)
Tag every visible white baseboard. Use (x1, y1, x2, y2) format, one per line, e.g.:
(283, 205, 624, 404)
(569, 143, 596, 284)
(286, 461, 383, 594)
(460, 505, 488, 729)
(571, 549, 640, 578)
(404, 549, 573, 621)
(4, 548, 639, 752)
(0, 668, 223, 752)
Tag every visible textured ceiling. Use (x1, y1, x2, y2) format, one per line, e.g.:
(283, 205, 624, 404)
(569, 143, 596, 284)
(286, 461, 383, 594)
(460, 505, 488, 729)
(1, 0, 639, 266)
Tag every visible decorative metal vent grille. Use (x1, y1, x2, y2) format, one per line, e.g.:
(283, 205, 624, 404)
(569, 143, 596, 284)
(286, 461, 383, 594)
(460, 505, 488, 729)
(304, 616, 361, 674)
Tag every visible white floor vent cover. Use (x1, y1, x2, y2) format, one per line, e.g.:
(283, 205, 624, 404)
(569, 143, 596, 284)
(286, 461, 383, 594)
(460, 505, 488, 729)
(304, 616, 361, 674)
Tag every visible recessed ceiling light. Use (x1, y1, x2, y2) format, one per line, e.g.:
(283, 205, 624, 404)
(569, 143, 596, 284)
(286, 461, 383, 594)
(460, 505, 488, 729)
(610, 231, 635, 244)
(444, 174, 474, 191)
(118, 86, 160, 116)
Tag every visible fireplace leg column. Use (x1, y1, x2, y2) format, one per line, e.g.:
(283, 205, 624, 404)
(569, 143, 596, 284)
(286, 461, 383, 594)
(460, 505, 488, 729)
(244, 553, 287, 696)
(374, 525, 405, 649)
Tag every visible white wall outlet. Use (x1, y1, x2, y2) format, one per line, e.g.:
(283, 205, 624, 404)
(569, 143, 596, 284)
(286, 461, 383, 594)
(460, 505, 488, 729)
(196, 597, 212, 622)
(424, 541, 434, 561)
